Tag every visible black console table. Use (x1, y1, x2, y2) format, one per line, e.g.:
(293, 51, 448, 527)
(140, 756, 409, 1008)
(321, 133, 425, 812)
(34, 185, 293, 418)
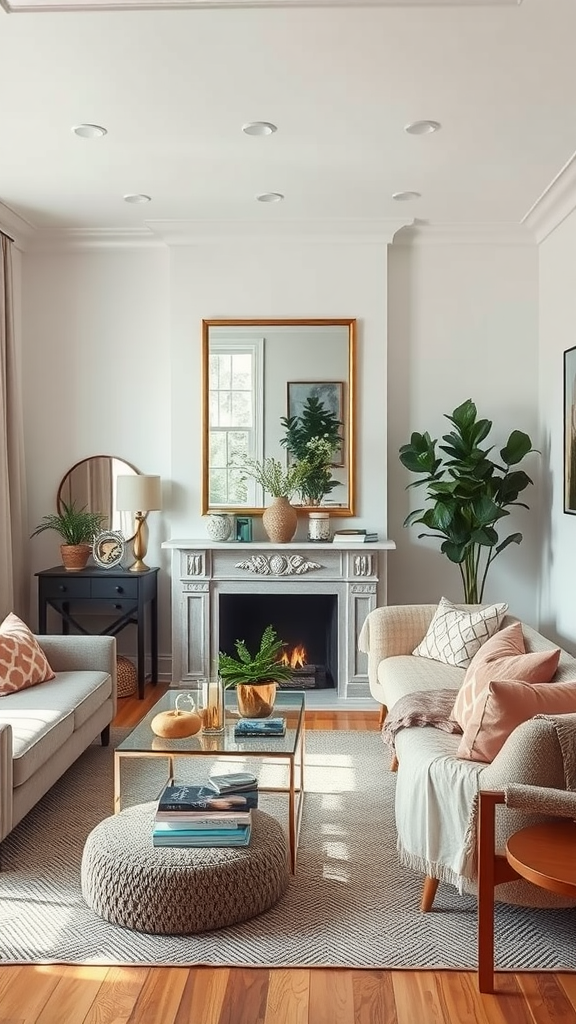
(36, 565, 159, 700)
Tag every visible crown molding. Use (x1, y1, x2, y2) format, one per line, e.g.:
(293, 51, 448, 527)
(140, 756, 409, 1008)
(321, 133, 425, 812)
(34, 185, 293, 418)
(146, 218, 413, 246)
(392, 221, 536, 246)
(522, 150, 576, 244)
(0, 203, 36, 250)
(23, 227, 165, 252)
(0, 0, 522, 13)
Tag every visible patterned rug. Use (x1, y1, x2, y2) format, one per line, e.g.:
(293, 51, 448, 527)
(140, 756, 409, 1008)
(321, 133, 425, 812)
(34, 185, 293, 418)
(1, 729, 575, 969)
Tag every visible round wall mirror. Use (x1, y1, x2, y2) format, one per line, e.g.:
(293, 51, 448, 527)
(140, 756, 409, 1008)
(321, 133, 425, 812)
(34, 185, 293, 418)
(57, 456, 140, 541)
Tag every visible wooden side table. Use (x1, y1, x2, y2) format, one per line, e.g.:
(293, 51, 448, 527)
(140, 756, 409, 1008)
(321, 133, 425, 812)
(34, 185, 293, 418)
(36, 565, 159, 700)
(477, 790, 576, 992)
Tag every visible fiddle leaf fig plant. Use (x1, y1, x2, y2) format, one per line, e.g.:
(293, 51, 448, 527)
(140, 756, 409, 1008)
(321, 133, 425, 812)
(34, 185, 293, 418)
(399, 399, 537, 603)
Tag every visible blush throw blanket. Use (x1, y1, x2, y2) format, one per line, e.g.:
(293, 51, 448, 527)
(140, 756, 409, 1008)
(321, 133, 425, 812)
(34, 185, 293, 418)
(381, 688, 462, 754)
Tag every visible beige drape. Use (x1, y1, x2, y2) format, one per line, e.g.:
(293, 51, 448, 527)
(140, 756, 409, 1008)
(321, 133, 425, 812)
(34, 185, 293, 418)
(0, 233, 28, 619)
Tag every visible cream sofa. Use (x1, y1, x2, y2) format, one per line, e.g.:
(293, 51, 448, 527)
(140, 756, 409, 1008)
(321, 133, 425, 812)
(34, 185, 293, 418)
(0, 634, 116, 844)
(358, 604, 576, 910)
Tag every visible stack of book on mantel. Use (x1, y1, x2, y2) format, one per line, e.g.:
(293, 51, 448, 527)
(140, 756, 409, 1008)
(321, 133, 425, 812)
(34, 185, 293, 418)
(332, 528, 379, 544)
(153, 772, 258, 848)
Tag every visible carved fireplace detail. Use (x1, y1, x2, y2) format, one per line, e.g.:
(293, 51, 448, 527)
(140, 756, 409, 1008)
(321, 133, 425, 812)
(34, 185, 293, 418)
(162, 540, 395, 700)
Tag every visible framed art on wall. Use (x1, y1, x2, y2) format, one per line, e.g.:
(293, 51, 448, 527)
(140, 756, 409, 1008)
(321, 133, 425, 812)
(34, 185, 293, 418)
(286, 380, 344, 466)
(564, 345, 576, 514)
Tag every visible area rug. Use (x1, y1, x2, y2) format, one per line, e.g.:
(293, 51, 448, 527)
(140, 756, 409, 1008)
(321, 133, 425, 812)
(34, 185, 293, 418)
(1, 729, 575, 969)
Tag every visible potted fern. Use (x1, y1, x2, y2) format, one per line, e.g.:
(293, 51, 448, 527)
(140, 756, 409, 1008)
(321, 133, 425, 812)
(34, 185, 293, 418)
(31, 500, 106, 571)
(218, 624, 293, 718)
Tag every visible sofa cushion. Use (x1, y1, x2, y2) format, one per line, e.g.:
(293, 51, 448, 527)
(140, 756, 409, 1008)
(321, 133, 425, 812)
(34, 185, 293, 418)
(412, 597, 508, 669)
(0, 613, 55, 696)
(1, 669, 112, 786)
(378, 654, 465, 712)
(458, 679, 576, 762)
(452, 623, 561, 730)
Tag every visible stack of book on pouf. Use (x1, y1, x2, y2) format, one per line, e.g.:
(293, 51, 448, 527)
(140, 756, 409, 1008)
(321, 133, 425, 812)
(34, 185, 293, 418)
(153, 772, 258, 848)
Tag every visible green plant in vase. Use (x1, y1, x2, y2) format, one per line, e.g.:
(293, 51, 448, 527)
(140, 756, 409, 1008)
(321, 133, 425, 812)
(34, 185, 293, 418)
(218, 624, 293, 717)
(280, 395, 342, 505)
(31, 500, 107, 571)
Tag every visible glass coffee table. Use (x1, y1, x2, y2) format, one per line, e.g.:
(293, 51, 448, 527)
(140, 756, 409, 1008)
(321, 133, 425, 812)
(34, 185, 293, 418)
(114, 688, 306, 872)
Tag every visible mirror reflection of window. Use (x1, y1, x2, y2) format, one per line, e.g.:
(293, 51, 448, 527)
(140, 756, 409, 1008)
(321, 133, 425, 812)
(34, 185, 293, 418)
(208, 338, 264, 506)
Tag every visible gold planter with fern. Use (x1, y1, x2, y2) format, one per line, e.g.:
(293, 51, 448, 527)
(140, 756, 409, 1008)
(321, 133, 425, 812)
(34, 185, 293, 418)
(218, 625, 292, 719)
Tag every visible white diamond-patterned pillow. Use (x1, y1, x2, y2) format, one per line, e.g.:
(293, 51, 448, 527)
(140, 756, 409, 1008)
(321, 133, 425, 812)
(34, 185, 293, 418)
(412, 597, 508, 669)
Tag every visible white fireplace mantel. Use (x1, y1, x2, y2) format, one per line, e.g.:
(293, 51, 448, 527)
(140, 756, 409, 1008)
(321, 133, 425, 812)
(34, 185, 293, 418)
(162, 538, 396, 699)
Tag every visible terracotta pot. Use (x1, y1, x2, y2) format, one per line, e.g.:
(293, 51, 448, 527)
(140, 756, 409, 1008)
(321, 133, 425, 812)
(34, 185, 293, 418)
(60, 543, 91, 571)
(262, 497, 297, 544)
(236, 682, 277, 719)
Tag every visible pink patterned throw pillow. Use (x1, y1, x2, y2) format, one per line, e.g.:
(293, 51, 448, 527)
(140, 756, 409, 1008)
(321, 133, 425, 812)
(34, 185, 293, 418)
(0, 612, 55, 696)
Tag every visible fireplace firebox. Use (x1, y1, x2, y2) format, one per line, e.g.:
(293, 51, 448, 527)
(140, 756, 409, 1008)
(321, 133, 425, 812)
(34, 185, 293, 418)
(219, 593, 338, 689)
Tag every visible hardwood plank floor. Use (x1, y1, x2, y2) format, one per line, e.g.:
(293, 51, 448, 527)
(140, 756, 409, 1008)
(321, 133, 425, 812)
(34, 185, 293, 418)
(4, 683, 575, 1024)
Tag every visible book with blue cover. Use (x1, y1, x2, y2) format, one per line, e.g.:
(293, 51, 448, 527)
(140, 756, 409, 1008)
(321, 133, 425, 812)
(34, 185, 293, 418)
(152, 824, 251, 848)
(234, 717, 286, 737)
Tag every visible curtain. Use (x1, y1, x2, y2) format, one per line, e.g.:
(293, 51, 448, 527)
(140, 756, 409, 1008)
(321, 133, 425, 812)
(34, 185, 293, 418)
(0, 232, 28, 619)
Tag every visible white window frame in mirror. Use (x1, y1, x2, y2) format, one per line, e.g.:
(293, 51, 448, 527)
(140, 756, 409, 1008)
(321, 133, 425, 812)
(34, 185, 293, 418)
(208, 335, 264, 507)
(201, 318, 356, 517)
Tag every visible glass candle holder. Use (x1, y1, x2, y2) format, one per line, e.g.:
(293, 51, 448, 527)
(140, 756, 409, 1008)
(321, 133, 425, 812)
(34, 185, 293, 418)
(308, 511, 331, 542)
(201, 676, 225, 734)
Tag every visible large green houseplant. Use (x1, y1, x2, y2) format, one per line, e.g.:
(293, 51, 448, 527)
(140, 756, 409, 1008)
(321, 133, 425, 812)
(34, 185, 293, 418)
(399, 399, 537, 603)
(219, 624, 293, 718)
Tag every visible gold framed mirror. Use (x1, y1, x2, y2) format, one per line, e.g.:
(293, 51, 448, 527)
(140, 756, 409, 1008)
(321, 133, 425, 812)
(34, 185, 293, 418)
(57, 456, 140, 541)
(202, 318, 356, 516)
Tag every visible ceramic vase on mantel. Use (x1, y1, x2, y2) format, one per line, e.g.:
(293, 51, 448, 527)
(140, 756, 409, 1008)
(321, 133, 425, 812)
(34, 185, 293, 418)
(262, 497, 297, 544)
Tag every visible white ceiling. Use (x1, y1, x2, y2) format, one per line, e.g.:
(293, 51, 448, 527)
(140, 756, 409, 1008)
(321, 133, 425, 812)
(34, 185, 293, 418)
(1, 0, 575, 238)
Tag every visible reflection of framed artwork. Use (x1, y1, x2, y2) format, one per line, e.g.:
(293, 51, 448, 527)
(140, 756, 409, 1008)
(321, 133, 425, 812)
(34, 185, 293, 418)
(92, 531, 126, 569)
(286, 380, 344, 466)
(564, 346, 576, 514)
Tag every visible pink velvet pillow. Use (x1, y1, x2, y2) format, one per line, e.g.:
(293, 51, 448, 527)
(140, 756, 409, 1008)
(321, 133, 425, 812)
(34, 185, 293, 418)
(458, 678, 576, 762)
(0, 612, 55, 696)
(451, 622, 560, 731)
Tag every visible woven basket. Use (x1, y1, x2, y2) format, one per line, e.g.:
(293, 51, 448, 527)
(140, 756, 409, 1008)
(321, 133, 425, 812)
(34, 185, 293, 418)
(117, 656, 137, 698)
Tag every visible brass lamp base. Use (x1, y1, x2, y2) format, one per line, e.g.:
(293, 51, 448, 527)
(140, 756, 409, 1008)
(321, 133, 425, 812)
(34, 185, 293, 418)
(128, 512, 150, 572)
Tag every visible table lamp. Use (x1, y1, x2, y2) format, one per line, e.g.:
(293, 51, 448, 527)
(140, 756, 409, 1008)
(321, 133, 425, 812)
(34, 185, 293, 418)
(116, 474, 162, 572)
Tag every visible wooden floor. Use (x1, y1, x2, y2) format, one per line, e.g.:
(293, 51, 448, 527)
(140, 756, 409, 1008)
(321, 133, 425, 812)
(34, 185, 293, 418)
(4, 683, 575, 1024)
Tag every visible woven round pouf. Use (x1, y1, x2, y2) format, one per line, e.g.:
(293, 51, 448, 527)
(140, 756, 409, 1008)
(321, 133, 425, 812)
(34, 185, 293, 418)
(81, 803, 289, 934)
(116, 656, 137, 698)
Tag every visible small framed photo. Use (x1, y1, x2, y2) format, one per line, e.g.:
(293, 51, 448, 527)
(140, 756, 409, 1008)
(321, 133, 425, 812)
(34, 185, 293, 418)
(286, 380, 345, 466)
(92, 531, 125, 569)
(565, 345, 576, 514)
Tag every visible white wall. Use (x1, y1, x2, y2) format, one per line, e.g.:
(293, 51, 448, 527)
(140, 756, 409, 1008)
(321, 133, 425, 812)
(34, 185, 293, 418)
(22, 247, 171, 643)
(538, 211, 576, 654)
(387, 239, 541, 626)
(168, 238, 389, 542)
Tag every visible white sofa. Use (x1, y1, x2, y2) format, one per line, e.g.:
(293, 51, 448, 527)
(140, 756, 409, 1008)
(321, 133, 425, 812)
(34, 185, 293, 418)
(358, 604, 576, 910)
(0, 634, 116, 844)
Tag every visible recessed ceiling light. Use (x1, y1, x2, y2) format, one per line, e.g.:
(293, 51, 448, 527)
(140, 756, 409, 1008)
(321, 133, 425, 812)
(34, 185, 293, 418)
(242, 122, 277, 136)
(72, 124, 107, 139)
(123, 194, 152, 204)
(256, 192, 284, 203)
(404, 120, 441, 135)
(392, 191, 421, 201)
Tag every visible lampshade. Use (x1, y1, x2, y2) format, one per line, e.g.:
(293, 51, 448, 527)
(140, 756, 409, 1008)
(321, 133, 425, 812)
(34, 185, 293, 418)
(116, 474, 162, 513)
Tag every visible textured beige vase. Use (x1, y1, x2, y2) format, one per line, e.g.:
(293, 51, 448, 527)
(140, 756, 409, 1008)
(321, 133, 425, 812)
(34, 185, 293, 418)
(236, 682, 277, 719)
(60, 543, 91, 571)
(262, 497, 297, 544)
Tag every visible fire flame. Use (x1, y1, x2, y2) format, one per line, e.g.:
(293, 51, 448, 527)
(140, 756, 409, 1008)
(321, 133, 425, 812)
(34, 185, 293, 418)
(280, 645, 307, 669)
